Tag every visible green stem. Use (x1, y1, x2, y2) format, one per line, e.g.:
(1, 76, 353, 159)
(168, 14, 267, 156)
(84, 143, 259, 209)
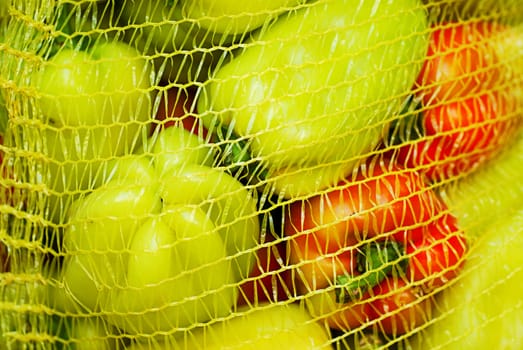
(215, 126, 268, 184)
(387, 94, 425, 146)
(335, 241, 406, 304)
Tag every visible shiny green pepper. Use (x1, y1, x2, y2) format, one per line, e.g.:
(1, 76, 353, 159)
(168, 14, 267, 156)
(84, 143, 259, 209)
(60, 127, 260, 335)
(119, 0, 306, 83)
(33, 40, 153, 224)
(126, 303, 332, 349)
(180, 0, 307, 35)
(197, 0, 429, 198)
(406, 210, 523, 349)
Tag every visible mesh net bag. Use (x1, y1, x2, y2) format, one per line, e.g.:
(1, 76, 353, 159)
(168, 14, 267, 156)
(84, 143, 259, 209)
(0, 0, 522, 349)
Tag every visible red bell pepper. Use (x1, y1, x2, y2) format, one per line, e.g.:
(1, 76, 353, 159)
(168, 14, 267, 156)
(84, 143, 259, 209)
(237, 234, 291, 306)
(405, 213, 468, 292)
(284, 157, 468, 333)
(369, 276, 432, 336)
(393, 92, 520, 182)
(392, 22, 521, 182)
(415, 21, 503, 104)
(152, 87, 207, 139)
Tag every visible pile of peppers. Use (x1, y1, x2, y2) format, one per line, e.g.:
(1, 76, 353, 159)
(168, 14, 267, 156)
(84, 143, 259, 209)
(0, 0, 521, 348)
(284, 157, 469, 335)
(197, 0, 429, 198)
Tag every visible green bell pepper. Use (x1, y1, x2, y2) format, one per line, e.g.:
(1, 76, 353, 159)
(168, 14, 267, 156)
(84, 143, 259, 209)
(32, 40, 153, 224)
(118, 0, 224, 83)
(180, 0, 307, 36)
(39, 259, 125, 350)
(406, 210, 523, 349)
(402, 127, 523, 347)
(126, 303, 332, 349)
(60, 126, 260, 335)
(118, 0, 305, 83)
(197, 0, 429, 198)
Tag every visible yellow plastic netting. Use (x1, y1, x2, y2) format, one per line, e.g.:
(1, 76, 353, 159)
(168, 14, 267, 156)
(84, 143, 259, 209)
(0, 0, 522, 349)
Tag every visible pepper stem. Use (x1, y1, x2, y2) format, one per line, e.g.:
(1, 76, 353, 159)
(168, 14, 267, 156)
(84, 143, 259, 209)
(335, 240, 406, 304)
(387, 94, 425, 146)
(215, 126, 268, 184)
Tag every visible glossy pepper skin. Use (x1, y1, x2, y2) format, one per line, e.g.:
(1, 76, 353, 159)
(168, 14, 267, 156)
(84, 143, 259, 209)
(180, 0, 307, 36)
(285, 158, 443, 292)
(284, 158, 467, 333)
(390, 22, 522, 182)
(125, 303, 332, 350)
(408, 201, 523, 349)
(33, 40, 153, 224)
(415, 22, 503, 104)
(119, 0, 305, 83)
(393, 92, 519, 182)
(405, 110, 523, 349)
(405, 213, 468, 291)
(197, 0, 429, 198)
(60, 127, 260, 335)
(237, 234, 292, 306)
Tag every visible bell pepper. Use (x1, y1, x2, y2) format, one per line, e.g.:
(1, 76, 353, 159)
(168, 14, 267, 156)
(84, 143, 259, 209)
(428, 0, 523, 24)
(415, 22, 504, 104)
(197, 0, 429, 198)
(406, 209, 523, 349)
(125, 303, 332, 350)
(151, 87, 207, 139)
(367, 274, 432, 337)
(284, 158, 468, 333)
(32, 39, 153, 224)
(236, 233, 292, 306)
(38, 260, 126, 349)
(363, 212, 467, 336)
(388, 22, 522, 183)
(60, 126, 260, 335)
(118, 0, 220, 83)
(391, 92, 520, 183)
(118, 1, 303, 83)
(180, 0, 306, 36)
(403, 130, 523, 349)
